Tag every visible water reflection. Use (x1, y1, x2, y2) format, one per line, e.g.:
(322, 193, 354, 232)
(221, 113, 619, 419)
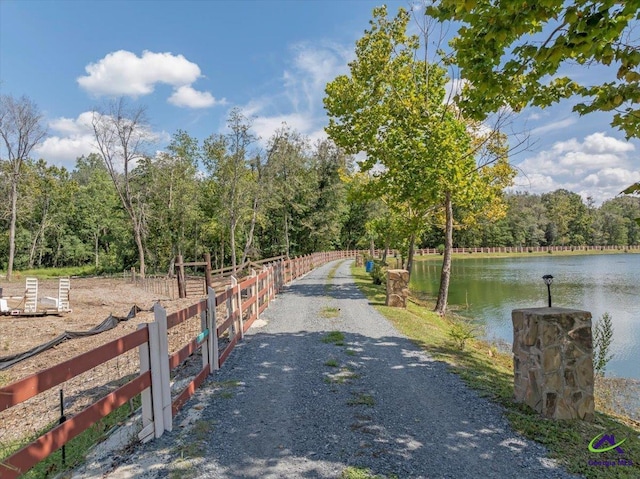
(410, 254, 640, 379)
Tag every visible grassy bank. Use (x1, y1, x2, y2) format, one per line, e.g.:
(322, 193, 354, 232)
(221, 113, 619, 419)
(351, 264, 639, 479)
(413, 248, 640, 262)
(0, 265, 104, 280)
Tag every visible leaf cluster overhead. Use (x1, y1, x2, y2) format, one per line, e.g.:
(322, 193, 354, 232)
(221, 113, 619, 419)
(427, 0, 640, 139)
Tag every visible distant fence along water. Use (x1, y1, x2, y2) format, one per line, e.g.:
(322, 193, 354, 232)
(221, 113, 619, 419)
(413, 245, 640, 255)
(0, 251, 356, 478)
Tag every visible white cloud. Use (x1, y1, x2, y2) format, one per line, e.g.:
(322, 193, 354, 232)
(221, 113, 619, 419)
(512, 132, 638, 204)
(35, 112, 97, 166)
(244, 41, 352, 146)
(251, 113, 314, 143)
(168, 86, 225, 109)
(77, 50, 221, 109)
(530, 117, 577, 136)
(35, 111, 165, 168)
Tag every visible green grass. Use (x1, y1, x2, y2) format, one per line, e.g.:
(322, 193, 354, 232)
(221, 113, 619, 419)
(341, 467, 397, 479)
(348, 393, 375, 407)
(212, 380, 241, 399)
(324, 358, 340, 368)
(0, 265, 103, 280)
(0, 395, 141, 478)
(324, 367, 360, 385)
(322, 331, 346, 346)
(320, 306, 340, 318)
(345, 349, 357, 357)
(324, 260, 345, 294)
(351, 263, 640, 479)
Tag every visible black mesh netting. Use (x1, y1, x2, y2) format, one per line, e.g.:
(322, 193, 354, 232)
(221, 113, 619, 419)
(0, 305, 153, 371)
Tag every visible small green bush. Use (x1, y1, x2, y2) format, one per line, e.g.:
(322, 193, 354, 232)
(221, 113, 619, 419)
(448, 320, 477, 351)
(369, 260, 388, 285)
(593, 312, 614, 376)
(436, 244, 445, 255)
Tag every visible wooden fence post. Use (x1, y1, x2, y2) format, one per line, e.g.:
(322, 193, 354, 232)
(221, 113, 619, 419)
(228, 277, 239, 340)
(208, 287, 219, 371)
(153, 303, 172, 432)
(251, 269, 259, 322)
(263, 266, 272, 307)
(204, 253, 213, 290)
(176, 255, 186, 299)
(235, 276, 244, 339)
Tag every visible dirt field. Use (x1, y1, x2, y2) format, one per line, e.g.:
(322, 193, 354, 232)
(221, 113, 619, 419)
(0, 276, 215, 446)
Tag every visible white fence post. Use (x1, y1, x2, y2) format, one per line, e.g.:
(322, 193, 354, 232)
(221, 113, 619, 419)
(145, 320, 165, 438)
(137, 323, 156, 442)
(200, 309, 209, 372)
(153, 303, 173, 433)
(208, 287, 219, 371)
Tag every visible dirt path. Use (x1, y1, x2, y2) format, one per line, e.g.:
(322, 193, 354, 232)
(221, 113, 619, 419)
(87, 260, 581, 479)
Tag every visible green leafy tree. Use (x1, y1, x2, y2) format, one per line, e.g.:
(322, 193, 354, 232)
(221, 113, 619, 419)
(72, 154, 123, 270)
(136, 130, 202, 272)
(427, 1, 640, 196)
(427, 1, 639, 137)
(261, 125, 313, 257)
(305, 140, 351, 253)
(203, 108, 258, 272)
(324, 5, 514, 314)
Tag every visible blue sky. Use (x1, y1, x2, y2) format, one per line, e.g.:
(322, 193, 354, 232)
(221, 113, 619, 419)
(1, 0, 638, 204)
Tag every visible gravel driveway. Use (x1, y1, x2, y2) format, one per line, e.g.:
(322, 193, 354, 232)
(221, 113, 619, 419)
(91, 259, 582, 479)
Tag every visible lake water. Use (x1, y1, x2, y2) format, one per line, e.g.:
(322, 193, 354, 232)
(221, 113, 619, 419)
(410, 254, 640, 380)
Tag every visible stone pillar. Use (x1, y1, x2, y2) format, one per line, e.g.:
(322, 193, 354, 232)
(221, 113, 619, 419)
(355, 254, 364, 267)
(512, 307, 594, 421)
(385, 269, 409, 308)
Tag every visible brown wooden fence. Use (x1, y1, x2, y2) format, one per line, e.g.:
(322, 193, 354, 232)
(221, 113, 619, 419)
(0, 250, 356, 478)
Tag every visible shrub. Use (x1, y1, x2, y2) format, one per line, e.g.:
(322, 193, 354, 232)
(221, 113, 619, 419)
(436, 244, 445, 255)
(369, 260, 388, 285)
(593, 312, 614, 376)
(448, 319, 477, 351)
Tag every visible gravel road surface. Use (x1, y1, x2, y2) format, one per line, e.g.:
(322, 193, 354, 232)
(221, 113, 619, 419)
(90, 259, 582, 479)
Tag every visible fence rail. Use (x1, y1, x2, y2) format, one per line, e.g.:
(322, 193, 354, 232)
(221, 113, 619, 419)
(0, 250, 356, 478)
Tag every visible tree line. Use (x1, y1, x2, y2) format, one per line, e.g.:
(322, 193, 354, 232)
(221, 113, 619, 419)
(433, 190, 640, 249)
(0, 104, 367, 277)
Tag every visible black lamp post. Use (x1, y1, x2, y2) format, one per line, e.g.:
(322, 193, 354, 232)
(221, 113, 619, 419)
(542, 274, 554, 307)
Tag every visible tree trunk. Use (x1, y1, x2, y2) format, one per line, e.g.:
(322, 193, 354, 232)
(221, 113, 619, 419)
(230, 215, 237, 274)
(241, 196, 259, 266)
(435, 192, 453, 316)
(28, 230, 40, 270)
(369, 238, 375, 258)
(134, 226, 146, 278)
(7, 178, 18, 281)
(406, 233, 416, 281)
(94, 232, 100, 270)
(29, 205, 49, 269)
(284, 213, 290, 258)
